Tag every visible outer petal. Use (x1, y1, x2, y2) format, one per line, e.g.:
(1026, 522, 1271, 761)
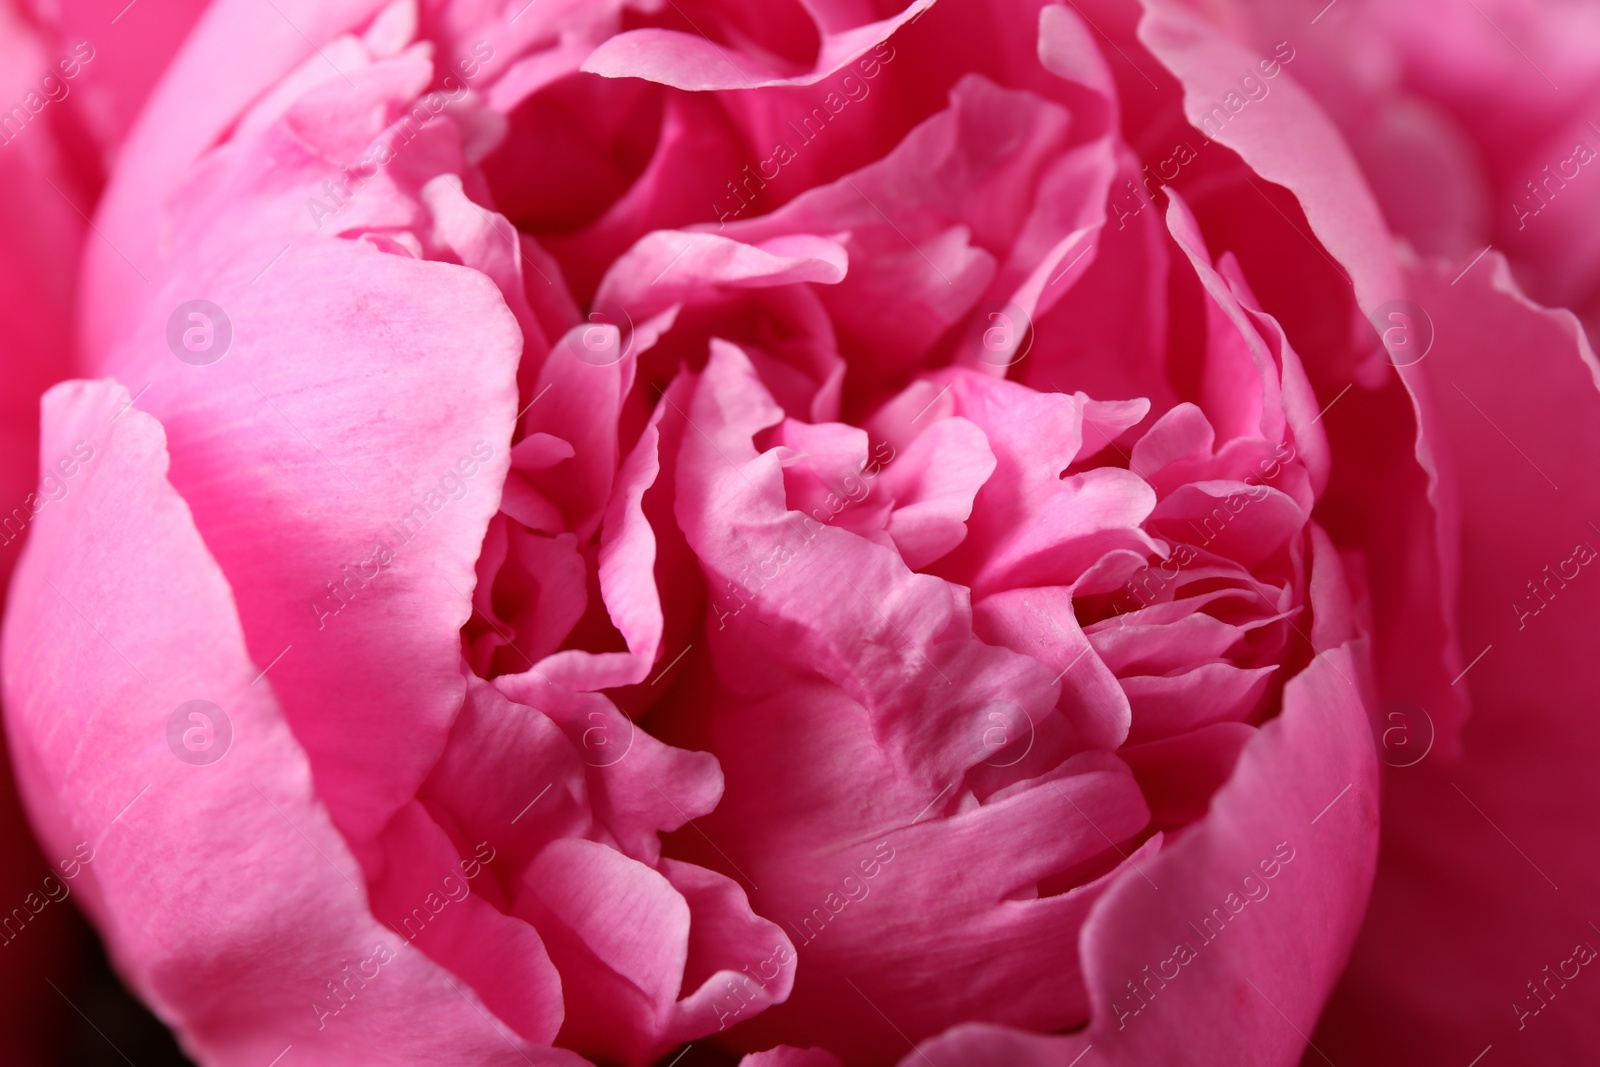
(79, 43, 525, 848)
(102, 237, 520, 847)
(1, 380, 584, 1067)
(1134, 0, 1400, 317)
(1313, 255, 1600, 1063)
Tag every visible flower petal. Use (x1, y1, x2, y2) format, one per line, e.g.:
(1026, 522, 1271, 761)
(1314, 254, 1600, 1063)
(1, 380, 581, 1066)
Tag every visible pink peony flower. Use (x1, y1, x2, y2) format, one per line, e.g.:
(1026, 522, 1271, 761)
(2, 1, 1597, 1066)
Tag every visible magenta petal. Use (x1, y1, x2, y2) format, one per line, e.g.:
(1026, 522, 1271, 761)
(23, 0, 209, 154)
(972, 586, 1131, 751)
(1120, 662, 1276, 744)
(0, 11, 95, 1059)
(1314, 255, 1600, 1063)
(596, 399, 671, 678)
(0, 4, 81, 568)
(1121, 722, 1256, 830)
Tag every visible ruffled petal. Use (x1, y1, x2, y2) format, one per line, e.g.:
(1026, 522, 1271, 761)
(892, 646, 1376, 1067)
(1135, 0, 1465, 746)
(582, 0, 935, 90)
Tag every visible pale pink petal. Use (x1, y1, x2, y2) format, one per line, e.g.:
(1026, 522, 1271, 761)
(875, 416, 995, 570)
(77, 43, 527, 848)
(582, 0, 935, 90)
(1, 380, 582, 1066)
(597, 229, 849, 331)
(95, 235, 519, 846)
(740, 1046, 844, 1067)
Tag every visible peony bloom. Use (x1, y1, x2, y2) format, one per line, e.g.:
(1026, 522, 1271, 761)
(3, 1, 1597, 1066)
